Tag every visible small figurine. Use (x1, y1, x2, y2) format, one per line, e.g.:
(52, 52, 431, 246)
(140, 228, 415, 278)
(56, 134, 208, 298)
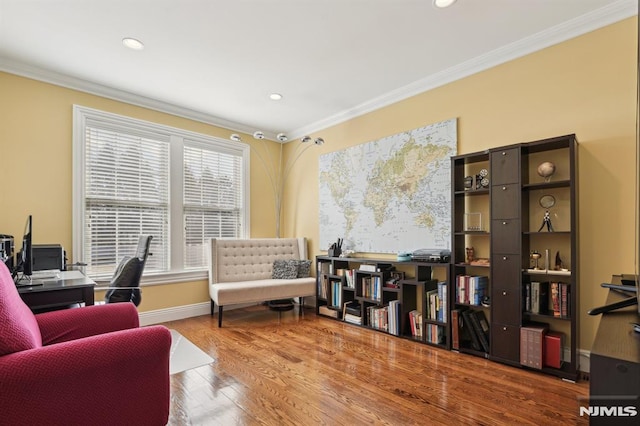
(530, 251, 542, 270)
(554, 251, 568, 271)
(465, 247, 475, 264)
(538, 210, 554, 232)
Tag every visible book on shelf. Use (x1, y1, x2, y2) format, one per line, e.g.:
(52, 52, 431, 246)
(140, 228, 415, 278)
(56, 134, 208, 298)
(451, 309, 461, 350)
(344, 313, 362, 325)
(317, 260, 331, 275)
(544, 331, 564, 369)
(426, 283, 448, 323)
(530, 281, 549, 314)
(344, 300, 361, 316)
(528, 281, 569, 317)
(318, 276, 330, 300)
(360, 276, 382, 301)
(367, 305, 389, 331)
(342, 301, 361, 323)
(388, 300, 401, 336)
(461, 309, 482, 352)
(344, 269, 355, 288)
(408, 309, 423, 338)
(467, 310, 490, 353)
(551, 282, 560, 317)
(457, 275, 466, 304)
(437, 281, 447, 323)
(426, 289, 439, 321)
(520, 324, 548, 369)
(455, 274, 488, 305)
(359, 264, 377, 272)
(331, 280, 342, 307)
(426, 324, 445, 345)
(560, 283, 570, 318)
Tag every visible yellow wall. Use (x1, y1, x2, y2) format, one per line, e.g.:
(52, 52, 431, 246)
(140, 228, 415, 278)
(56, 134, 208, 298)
(1, 18, 637, 353)
(0, 74, 281, 311)
(282, 18, 638, 352)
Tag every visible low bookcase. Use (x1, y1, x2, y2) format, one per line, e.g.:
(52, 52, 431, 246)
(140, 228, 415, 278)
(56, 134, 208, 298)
(316, 256, 451, 350)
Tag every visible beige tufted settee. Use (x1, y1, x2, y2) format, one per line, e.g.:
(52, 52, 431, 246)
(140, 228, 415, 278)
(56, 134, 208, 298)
(208, 238, 316, 327)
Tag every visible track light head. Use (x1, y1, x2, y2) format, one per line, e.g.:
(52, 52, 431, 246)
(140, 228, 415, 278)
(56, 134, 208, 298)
(301, 136, 312, 143)
(253, 131, 265, 140)
(314, 138, 325, 146)
(276, 133, 288, 142)
(230, 134, 242, 142)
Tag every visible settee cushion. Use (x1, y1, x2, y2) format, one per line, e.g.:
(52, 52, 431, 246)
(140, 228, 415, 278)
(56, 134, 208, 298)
(296, 260, 311, 278)
(0, 263, 42, 355)
(272, 260, 298, 279)
(211, 278, 316, 306)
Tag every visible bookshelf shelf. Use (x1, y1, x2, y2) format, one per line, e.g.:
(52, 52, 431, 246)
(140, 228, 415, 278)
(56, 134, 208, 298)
(522, 179, 570, 191)
(523, 312, 572, 321)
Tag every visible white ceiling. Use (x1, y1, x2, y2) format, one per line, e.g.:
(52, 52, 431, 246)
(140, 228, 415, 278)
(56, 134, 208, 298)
(0, 0, 636, 140)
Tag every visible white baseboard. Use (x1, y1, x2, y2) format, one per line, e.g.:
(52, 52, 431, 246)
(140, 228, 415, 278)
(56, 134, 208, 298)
(138, 300, 262, 326)
(578, 348, 590, 374)
(139, 302, 211, 326)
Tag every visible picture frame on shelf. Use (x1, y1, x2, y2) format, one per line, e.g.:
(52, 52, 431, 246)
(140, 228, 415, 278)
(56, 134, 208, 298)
(464, 212, 482, 231)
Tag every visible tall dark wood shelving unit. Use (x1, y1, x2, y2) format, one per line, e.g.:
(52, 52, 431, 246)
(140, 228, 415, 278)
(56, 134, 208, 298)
(316, 256, 451, 350)
(451, 134, 579, 381)
(451, 150, 492, 358)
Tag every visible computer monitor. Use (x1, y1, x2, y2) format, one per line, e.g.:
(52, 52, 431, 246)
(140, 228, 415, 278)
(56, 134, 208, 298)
(17, 215, 33, 277)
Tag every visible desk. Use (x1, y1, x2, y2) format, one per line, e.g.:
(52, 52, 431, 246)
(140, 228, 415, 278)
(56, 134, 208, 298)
(589, 276, 640, 425)
(17, 271, 96, 312)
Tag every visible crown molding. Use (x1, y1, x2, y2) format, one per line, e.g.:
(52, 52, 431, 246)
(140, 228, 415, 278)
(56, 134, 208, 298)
(289, 0, 638, 139)
(0, 58, 257, 136)
(1, 0, 636, 140)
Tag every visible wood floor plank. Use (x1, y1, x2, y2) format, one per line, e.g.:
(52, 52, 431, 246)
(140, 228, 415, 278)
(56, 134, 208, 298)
(163, 306, 589, 425)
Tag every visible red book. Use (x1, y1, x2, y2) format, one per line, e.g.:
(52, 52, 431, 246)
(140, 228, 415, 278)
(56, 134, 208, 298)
(544, 332, 564, 369)
(451, 309, 460, 350)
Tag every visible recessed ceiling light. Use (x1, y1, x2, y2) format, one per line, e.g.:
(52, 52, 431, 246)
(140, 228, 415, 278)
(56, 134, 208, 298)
(269, 93, 283, 101)
(433, 0, 457, 8)
(122, 37, 144, 50)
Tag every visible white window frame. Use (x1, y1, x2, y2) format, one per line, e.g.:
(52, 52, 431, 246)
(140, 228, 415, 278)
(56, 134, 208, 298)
(72, 105, 250, 284)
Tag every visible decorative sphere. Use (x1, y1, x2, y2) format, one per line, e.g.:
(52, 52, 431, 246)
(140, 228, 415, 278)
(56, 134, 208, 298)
(537, 161, 556, 178)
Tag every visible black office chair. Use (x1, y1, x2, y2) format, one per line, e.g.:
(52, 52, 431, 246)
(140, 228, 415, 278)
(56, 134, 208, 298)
(104, 235, 152, 307)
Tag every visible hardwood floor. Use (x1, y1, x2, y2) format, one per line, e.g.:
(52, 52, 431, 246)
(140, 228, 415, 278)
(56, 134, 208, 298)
(162, 305, 589, 425)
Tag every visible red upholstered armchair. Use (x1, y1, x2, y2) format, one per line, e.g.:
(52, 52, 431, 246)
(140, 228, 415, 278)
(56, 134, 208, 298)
(0, 263, 171, 426)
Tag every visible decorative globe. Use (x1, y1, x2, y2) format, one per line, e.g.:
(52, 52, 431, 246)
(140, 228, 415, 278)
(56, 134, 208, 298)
(537, 161, 556, 179)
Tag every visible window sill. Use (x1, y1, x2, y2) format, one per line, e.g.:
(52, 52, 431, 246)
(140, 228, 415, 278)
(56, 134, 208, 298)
(93, 269, 208, 289)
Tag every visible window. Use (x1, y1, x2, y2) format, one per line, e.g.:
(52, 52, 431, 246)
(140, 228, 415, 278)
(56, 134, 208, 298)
(73, 106, 249, 281)
(183, 143, 243, 268)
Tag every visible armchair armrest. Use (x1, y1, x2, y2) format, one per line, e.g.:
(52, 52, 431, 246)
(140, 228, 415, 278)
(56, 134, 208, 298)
(0, 325, 171, 426)
(36, 302, 139, 345)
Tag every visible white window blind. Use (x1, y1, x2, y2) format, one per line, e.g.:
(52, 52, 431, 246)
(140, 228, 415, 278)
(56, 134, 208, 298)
(74, 105, 250, 282)
(183, 143, 243, 268)
(83, 120, 170, 277)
